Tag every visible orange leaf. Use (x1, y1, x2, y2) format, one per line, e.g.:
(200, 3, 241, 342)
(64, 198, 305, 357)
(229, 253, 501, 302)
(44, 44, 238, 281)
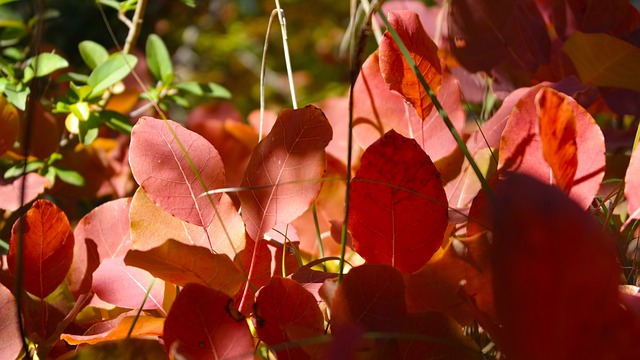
(58, 338, 167, 359)
(164, 283, 253, 360)
(61, 313, 164, 345)
(124, 239, 244, 297)
(0, 95, 18, 155)
(379, 10, 442, 120)
(348, 130, 448, 273)
(238, 105, 332, 241)
(8, 200, 74, 298)
(254, 277, 324, 359)
(536, 87, 578, 192)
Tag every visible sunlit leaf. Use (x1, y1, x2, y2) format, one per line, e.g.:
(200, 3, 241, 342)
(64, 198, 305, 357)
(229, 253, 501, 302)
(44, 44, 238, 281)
(23, 52, 68, 82)
(349, 130, 448, 273)
(78, 40, 109, 70)
(129, 116, 225, 229)
(124, 239, 244, 297)
(0, 284, 22, 360)
(0, 173, 50, 212)
(626, 146, 640, 221)
(563, 32, 640, 92)
(379, 10, 441, 120)
(164, 283, 253, 359)
(88, 53, 138, 97)
(60, 313, 164, 345)
(238, 105, 332, 241)
(254, 277, 325, 359)
(536, 87, 578, 192)
(146, 34, 173, 84)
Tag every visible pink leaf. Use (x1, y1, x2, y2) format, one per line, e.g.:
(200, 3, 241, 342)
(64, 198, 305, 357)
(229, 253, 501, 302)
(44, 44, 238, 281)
(0, 173, 50, 212)
(0, 284, 22, 360)
(626, 146, 640, 221)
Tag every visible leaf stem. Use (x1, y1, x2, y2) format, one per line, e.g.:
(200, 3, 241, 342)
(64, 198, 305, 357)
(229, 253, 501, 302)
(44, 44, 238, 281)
(274, 0, 297, 109)
(376, 9, 493, 199)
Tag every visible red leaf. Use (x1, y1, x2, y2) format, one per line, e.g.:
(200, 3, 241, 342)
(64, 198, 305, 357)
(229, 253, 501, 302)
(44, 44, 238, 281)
(68, 198, 131, 296)
(8, 200, 74, 298)
(164, 283, 253, 360)
(498, 87, 605, 209)
(124, 239, 244, 297)
(0, 284, 22, 360)
(331, 264, 406, 351)
(129, 188, 244, 259)
(536, 87, 578, 192)
(353, 52, 464, 162)
(348, 130, 448, 273)
(626, 146, 640, 221)
(254, 277, 324, 359)
(234, 237, 271, 316)
(0, 173, 50, 212)
(91, 257, 164, 310)
(492, 174, 640, 359)
(129, 116, 225, 228)
(238, 105, 332, 241)
(379, 10, 442, 120)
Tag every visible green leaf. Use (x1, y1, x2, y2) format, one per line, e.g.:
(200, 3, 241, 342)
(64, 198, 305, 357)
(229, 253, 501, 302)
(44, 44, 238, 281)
(77, 114, 102, 145)
(146, 34, 174, 84)
(179, 0, 196, 8)
(4, 160, 45, 179)
(97, 0, 121, 11)
(53, 167, 85, 187)
(23, 53, 69, 83)
(4, 82, 29, 110)
(56, 72, 89, 84)
(100, 110, 133, 135)
(176, 81, 231, 99)
(87, 53, 137, 97)
(0, 0, 20, 5)
(79, 40, 109, 70)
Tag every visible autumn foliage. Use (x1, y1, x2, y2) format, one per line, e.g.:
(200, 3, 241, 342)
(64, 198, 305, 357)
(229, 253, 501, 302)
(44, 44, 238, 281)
(2, 0, 640, 359)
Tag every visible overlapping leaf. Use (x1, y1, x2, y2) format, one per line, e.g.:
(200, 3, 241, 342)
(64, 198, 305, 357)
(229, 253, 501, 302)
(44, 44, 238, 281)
(0, 173, 50, 212)
(379, 10, 442, 120)
(124, 239, 244, 297)
(129, 116, 225, 228)
(164, 283, 253, 360)
(8, 200, 74, 298)
(498, 87, 604, 209)
(238, 105, 332, 241)
(626, 146, 640, 221)
(61, 313, 164, 345)
(254, 277, 325, 359)
(492, 174, 640, 359)
(348, 130, 448, 273)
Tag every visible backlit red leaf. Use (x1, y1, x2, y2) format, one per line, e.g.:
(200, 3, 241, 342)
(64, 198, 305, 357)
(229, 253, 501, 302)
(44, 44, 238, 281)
(238, 105, 332, 241)
(8, 199, 74, 298)
(492, 174, 640, 359)
(348, 130, 448, 273)
(0, 173, 50, 212)
(0, 284, 22, 360)
(331, 264, 406, 335)
(129, 188, 244, 259)
(498, 87, 604, 209)
(379, 10, 442, 120)
(129, 116, 225, 228)
(164, 283, 253, 360)
(235, 237, 271, 316)
(626, 146, 640, 221)
(124, 239, 244, 297)
(536, 87, 578, 192)
(91, 257, 164, 310)
(254, 277, 324, 359)
(563, 32, 640, 92)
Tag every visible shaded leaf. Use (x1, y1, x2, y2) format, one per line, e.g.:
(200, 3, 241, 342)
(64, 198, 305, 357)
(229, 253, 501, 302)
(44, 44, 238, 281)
(0, 95, 18, 155)
(124, 239, 244, 297)
(129, 188, 244, 259)
(59, 338, 167, 360)
(92, 257, 164, 310)
(60, 313, 164, 345)
(348, 130, 448, 273)
(492, 174, 640, 359)
(0, 173, 50, 212)
(379, 10, 442, 120)
(8, 200, 74, 298)
(129, 116, 225, 229)
(0, 284, 22, 360)
(498, 87, 605, 209)
(238, 105, 332, 241)
(332, 264, 406, 333)
(164, 283, 253, 360)
(254, 277, 325, 359)
(626, 146, 640, 221)
(536, 87, 578, 192)
(563, 32, 640, 92)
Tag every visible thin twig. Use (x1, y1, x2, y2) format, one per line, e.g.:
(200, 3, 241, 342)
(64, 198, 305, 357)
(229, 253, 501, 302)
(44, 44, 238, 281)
(274, 0, 297, 109)
(259, 10, 279, 141)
